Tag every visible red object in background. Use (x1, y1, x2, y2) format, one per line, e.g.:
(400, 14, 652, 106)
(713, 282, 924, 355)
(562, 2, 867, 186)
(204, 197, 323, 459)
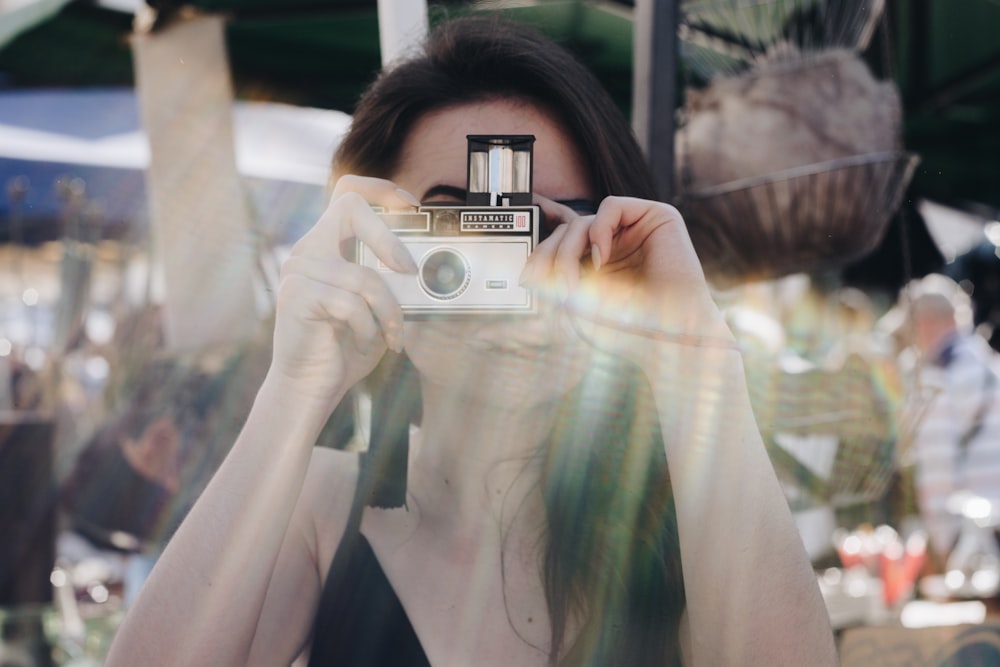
(903, 534, 928, 586)
(880, 533, 928, 607)
(881, 543, 907, 607)
(835, 531, 866, 570)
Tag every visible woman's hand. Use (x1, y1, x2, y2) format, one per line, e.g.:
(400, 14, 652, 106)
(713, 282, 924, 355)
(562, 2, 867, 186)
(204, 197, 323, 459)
(523, 196, 735, 361)
(270, 176, 418, 402)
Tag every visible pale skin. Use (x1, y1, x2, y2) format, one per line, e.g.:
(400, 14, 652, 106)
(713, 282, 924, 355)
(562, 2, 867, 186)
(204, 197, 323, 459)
(105, 99, 837, 666)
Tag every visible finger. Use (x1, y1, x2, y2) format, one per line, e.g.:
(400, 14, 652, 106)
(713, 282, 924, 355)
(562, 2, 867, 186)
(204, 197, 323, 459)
(586, 197, 632, 269)
(295, 175, 420, 266)
(535, 195, 598, 293)
(280, 257, 404, 351)
(523, 195, 588, 285)
(553, 216, 597, 292)
(294, 190, 418, 274)
(520, 220, 569, 288)
(533, 193, 579, 240)
(301, 175, 416, 251)
(331, 174, 422, 209)
(282, 256, 404, 349)
(343, 193, 420, 274)
(281, 272, 386, 350)
(588, 197, 685, 267)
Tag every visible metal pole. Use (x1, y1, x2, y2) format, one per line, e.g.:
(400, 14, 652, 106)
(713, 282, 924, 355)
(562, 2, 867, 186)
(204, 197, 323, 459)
(632, 0, 679, 201)
(377, 0, 428, 68)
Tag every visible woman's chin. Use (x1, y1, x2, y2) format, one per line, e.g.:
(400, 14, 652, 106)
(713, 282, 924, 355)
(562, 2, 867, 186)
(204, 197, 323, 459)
(416, 345, 589, 411)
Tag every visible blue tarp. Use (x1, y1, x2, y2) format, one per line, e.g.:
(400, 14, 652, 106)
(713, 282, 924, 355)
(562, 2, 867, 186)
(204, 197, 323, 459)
(0, 87, 345, 245)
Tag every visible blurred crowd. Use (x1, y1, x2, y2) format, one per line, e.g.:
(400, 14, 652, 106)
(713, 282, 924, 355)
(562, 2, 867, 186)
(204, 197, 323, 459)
(719, 268, 1000, 592)
(5, 258, 1000, 661)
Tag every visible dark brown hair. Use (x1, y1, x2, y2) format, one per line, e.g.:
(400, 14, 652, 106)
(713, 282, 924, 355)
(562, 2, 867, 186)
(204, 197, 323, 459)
(333, 15, 682, 666)
(334, 14, 660, 202)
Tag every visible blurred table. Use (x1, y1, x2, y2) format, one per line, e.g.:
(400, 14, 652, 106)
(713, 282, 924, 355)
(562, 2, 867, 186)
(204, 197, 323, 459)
(819, 567, 896, 630)
(820, 566, 1000, 632)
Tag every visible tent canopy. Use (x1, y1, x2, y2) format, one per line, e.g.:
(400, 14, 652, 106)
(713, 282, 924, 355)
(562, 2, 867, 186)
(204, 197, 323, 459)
(0, 0, 997, 214)
(0, 87, 347, 243)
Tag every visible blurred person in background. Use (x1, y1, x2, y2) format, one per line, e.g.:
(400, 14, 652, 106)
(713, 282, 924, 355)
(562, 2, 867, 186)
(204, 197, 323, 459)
(895, 273, 1000, 562)
(58, 361, 206, 604)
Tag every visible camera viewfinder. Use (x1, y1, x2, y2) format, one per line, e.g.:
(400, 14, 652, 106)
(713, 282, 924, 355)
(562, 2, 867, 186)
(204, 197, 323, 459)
(466, 135, 535, 207)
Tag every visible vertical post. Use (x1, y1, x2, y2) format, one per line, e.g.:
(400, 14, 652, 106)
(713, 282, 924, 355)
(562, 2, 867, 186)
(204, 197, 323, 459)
(908, 0, 931, 109)
(132, 15, 259, 352)
(377, 0, 428, 68)
(632, 0, 679, 201)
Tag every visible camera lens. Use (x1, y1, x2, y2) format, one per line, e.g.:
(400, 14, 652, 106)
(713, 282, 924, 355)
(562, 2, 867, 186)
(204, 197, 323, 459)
(419, 248, 470, 300)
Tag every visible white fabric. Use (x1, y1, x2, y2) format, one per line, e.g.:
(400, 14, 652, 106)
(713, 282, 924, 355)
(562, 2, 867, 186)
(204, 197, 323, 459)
(908, 334, 1000, 555)
(0, 91, 349, 185)
(131, 15, 259, 351)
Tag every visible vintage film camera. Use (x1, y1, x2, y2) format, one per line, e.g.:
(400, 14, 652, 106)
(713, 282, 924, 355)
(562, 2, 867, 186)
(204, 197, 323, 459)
(358, 135, 540, 316)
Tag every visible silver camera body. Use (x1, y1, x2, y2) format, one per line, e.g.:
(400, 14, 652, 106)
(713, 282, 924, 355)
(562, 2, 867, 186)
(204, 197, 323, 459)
(358, 135, 539, 316)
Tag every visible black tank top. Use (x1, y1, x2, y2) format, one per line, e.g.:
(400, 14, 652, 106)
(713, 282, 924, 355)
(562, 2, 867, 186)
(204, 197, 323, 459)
(307, 455, 431, 667)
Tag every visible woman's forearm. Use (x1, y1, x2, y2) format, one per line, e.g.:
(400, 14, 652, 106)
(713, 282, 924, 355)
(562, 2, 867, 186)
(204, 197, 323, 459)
(643, 343, 837, 666)
(105, 372, 340, 667)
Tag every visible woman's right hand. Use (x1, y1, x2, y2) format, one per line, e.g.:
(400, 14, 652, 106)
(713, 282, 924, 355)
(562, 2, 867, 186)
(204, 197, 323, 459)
(269, 175, 419, 403)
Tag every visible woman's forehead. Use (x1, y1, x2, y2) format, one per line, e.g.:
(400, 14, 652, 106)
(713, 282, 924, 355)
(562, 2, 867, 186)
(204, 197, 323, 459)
(392, 100, 593, 201)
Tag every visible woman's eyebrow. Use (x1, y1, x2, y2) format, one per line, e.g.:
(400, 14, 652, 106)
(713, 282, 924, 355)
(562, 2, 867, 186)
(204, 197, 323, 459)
(421, 185, 598, 215)
(421, 184, 467, 202)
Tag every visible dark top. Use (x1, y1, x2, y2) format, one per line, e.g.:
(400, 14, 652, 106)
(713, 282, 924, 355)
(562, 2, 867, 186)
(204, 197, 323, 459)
(60, 434, 173, 553)
(307, 456, 430, 667)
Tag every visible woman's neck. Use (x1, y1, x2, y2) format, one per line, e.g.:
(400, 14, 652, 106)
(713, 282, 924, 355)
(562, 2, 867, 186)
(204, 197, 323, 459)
(406, 376, 556, 536)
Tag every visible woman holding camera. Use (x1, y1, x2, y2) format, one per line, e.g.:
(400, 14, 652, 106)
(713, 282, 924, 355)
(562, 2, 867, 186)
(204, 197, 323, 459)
(106, 15, 836, 667)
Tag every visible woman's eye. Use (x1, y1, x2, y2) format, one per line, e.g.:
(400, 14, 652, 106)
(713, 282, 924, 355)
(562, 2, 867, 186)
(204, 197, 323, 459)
(420, 185, 467, 205)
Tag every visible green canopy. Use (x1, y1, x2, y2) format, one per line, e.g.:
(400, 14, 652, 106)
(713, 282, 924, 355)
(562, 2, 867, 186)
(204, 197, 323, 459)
(1, 0, 998, 213)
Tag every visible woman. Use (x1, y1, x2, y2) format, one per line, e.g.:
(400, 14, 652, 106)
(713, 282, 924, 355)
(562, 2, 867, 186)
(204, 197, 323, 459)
(106, 15, 836, 667)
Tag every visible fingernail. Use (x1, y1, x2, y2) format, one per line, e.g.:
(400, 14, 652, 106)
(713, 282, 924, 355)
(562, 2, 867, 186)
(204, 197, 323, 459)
(393, 246, 419, 273)
(591, 243, 602, 271)
(395, 188, 421, 207)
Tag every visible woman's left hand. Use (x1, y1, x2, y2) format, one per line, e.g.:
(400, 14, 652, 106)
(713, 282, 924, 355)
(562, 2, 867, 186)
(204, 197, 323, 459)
(523, 196, 735, 360)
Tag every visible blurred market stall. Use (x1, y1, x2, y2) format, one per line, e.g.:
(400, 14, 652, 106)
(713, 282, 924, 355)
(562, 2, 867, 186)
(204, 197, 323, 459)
(1, 2, 999, 663)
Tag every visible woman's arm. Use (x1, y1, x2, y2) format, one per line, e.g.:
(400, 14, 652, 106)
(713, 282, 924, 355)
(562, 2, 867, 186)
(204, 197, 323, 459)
(105, 178, 417, 666)
(642, 341, 837, 666)
(528, 196, 838, 665)
(104, 375, 344, 666)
